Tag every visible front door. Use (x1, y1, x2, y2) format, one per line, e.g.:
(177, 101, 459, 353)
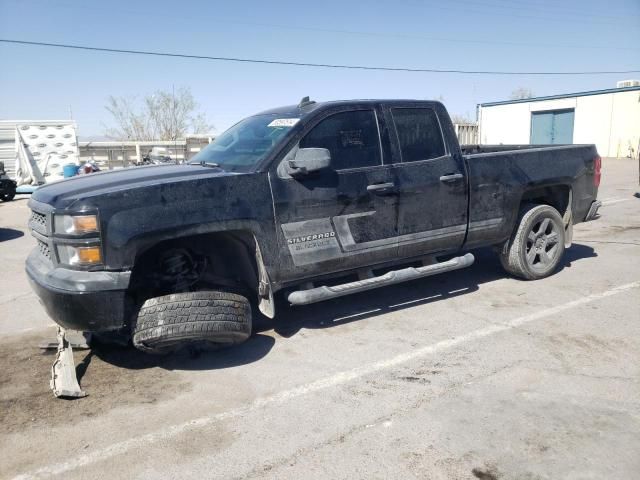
(270, 107, 399, 283)
(385, 104, 468, 259)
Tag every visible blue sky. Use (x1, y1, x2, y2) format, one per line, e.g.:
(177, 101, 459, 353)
(1, 0, 639, 138)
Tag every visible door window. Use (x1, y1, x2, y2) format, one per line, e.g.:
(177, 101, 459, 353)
(391, 108, 446, 162)
(299, 110, 381, 170)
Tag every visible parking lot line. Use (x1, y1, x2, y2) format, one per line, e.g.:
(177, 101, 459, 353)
(14, 280, 640, 480)
(601, 197, 631, 206)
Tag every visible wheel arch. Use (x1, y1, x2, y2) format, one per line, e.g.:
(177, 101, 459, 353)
(127, 228, 276, 318)
(519, 183, 572, 217)
(519, 183, 573, 247)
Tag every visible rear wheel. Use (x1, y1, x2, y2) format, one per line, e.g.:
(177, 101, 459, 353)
(132, 290, 252, 355)
(499, 204, 565, 280)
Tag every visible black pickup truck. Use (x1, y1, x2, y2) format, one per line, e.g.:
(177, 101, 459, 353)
(26, 98, 602, 353)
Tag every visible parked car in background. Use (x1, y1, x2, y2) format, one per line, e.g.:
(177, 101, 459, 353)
(140, 146, 175, 165)
(0, 162, 17, 202)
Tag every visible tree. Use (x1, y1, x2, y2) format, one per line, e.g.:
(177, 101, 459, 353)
(510, 87, 534, 100)
(104, 87, 212, 140)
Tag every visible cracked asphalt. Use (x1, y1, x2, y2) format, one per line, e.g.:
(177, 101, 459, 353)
(1, 157, 639, 480)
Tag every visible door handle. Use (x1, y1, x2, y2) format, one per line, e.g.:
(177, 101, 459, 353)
(367, 182, 397, 195)
(439, 173, 464, 183)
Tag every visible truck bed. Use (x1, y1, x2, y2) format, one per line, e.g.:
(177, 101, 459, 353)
(461, 143, 599, 249)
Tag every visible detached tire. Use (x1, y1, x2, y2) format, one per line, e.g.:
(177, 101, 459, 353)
(133, 291, 251, 355)
(499, 204, 565, 280)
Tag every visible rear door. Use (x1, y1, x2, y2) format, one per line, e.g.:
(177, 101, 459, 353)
(385, 103, 468, 259)
(269, 106, 399, 283)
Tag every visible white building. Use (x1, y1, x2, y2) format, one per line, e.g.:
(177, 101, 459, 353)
(477, 84, 640, 158)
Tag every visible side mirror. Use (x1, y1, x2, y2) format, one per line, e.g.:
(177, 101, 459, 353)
(289, 148, 331, 176)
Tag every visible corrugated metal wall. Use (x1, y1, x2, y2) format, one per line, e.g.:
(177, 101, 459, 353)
(454, 123, 479, 145)
(0, 124, 16, 177)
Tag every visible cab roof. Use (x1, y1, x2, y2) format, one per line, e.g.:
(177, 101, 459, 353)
(254, 99, 439, 118)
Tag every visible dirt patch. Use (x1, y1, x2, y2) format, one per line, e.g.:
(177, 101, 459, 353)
(472, 464, 502, 480)
(399, 376, 431, 384)
(593, 224, 640, 236)
(0, 331, 191, 434)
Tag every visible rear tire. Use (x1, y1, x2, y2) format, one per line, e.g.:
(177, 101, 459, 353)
(499, 204, 565, 280)
(1, 188, 15, 202)
(132, 290, 252, 355)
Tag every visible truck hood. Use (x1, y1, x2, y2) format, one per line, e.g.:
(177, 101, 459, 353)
(32, 164, 238, 209)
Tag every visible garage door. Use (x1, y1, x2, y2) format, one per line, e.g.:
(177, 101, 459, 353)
(530, 109, 575, 145)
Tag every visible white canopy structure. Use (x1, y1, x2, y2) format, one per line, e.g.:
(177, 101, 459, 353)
(0, 120, 80, 186)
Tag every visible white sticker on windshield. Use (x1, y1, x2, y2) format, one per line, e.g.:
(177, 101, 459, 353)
(268, 118, 300, 127)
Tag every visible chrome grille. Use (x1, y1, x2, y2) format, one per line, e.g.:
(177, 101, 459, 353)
(29, 208, 52, 261)
(37, 239, 51, 260)
(29, 210, 48, 235)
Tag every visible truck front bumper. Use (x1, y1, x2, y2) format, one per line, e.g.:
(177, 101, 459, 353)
(25, 250, 132, 332)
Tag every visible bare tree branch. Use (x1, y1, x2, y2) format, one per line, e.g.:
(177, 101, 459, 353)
(510, 87, 534, 100)
(104, 87, 213, 140)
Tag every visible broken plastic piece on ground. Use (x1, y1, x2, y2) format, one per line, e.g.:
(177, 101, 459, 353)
(39, 330, 92, 350)
(50, 327, 88, 399)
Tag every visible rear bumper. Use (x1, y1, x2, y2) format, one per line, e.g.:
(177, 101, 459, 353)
(25, 250, 131, 332)
(584, 200, 602, 222)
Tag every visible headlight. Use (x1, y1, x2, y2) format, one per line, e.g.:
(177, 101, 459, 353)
(56, 245, 103, 266)
(54, 214, 99, 235)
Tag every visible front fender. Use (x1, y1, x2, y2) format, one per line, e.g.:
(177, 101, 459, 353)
(109, 219, 273, 269)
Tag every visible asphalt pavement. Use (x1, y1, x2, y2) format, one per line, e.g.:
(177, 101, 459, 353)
(0, 157, 638, 480)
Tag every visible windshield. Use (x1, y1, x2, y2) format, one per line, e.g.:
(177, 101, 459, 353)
(189, 114, 300, 172)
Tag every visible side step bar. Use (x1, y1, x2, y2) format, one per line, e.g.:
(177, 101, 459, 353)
(287, 253, 475, 306)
